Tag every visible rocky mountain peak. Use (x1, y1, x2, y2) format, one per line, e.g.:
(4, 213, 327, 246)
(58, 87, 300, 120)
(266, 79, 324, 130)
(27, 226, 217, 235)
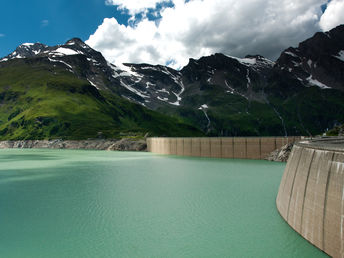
(64, 38, 92, 52)
(0, 42, 49, 61)
(245, 54, 265, 59)
(0, 38, 97, 63)
(65, 38, 85, 45)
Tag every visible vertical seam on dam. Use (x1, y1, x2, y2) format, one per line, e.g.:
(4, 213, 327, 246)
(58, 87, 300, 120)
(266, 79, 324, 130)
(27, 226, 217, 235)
(199, 138, 201, 156)
(232, 138, 234, 158)
(220, 138, 223, 158)
(300, 150, 315, 233)
(287, 148, 303, 221)
(208, 138, 211, 157)
(322, 152, 335, 250)
(182, 138, 184, 156)
(281, 148, 295, 195)
(190, 138, 193, 156)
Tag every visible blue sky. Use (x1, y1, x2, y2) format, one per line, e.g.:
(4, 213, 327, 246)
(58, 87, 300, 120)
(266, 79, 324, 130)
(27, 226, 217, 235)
(0, 0, 130, 57)
(1, 0, 343, 68)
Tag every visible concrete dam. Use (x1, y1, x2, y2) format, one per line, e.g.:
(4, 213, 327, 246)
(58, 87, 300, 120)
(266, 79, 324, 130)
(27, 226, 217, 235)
(147, 137, 300, 160)
(276, 137, 344, 258)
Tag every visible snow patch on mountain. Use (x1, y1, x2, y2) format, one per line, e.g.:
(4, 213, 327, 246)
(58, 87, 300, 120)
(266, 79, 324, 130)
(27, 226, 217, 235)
(284, 51, 298, 57)
(169, 92, 182, 106)
(307, 59, 312, 67)
(157, 96, 169, 102)
(226, 55, 257, 65)
(119, 79, 149, 99)
(239, 58, 256, 65)
(246, 69, 251, 88)
(292, 61, 301, 67)
(225, 54, 274, 72)
(198, 104, 211, 131)
(307, 75, 331, 89)
(160, 67, 184, 106)
(52, 47, 80, 56)
(225, 80, 235, 94)
(157, 89, 170, 94)
(21, 43, 35, 47)
(198, 104, 209, 110)
(145, 82, 155, 89)
(87, 79, 101, 90)
(334, 50, 344, 62)
(140, 66, 160, 71)
(14, 54, 24, 58)
(114, 64, 144, 79)
(48, 57, 73, 70)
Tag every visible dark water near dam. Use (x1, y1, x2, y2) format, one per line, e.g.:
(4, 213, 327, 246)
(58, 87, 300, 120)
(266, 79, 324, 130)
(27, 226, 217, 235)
(0, 149, 327, 257)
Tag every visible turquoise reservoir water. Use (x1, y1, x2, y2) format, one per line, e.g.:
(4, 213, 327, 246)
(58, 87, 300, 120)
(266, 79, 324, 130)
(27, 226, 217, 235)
(0, 149, 327, 258)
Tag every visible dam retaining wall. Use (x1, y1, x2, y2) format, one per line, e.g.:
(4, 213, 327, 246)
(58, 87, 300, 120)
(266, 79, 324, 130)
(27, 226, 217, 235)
(276, 137, 344, 258)
(147, 137, 300, 159)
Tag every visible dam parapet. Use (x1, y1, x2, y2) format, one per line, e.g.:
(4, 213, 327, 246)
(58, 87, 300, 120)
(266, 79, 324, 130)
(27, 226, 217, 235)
(147, 137, 300, 160)
(276, 137, 344, 258)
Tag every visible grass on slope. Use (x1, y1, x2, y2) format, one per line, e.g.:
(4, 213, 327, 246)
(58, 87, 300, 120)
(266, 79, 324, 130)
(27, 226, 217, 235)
(268, 87, 344, 136)
(0, 61, 203, 140)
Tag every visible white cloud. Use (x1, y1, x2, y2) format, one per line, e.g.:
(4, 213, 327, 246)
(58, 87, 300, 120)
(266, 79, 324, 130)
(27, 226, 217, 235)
(319, 0, 344, 31)
(105, 0, 170, 15)
(41, 20, 49, 27)
(87, 0, 327, 69)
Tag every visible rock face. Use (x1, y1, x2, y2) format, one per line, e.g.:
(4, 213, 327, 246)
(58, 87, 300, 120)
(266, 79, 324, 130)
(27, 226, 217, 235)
(106, 138, 147, 151)
(265, 143, 294, 162)
(0, 139, 147, 151)
(275, 25, 344, 91)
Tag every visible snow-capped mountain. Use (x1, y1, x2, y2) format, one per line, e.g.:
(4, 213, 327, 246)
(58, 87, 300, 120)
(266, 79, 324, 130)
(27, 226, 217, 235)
(0, 43, 49, 61)
(0, 25, 343, 136)
(1, 27, 342, 109)
(0, 38, 186, 107)
(275, 24, 344, 91)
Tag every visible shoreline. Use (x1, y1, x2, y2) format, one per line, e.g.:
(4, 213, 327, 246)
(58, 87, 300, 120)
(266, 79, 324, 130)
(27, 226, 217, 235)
(0, 139, 147, 151)
(0, 138, 300, 161)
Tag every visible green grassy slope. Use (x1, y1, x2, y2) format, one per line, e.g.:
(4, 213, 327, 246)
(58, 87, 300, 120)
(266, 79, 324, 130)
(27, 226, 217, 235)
(268, 87, 344, 136)
(0, 61, 203, 140)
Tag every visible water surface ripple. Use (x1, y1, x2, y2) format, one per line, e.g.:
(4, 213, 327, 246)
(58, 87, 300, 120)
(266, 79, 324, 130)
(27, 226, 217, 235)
(0, 149, 327, 257)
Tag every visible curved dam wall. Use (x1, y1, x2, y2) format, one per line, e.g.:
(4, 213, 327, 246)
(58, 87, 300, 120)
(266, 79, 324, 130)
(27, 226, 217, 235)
(147, 137, 300, 160)
(276, 137, 344, 258)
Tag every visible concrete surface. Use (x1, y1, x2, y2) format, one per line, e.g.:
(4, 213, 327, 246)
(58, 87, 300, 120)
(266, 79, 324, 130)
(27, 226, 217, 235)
(147, 137, 300, 160)
(276, 137, 344, 258)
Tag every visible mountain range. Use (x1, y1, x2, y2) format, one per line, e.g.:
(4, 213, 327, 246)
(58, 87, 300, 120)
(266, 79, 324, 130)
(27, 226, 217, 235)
(0, 25, 343, 139)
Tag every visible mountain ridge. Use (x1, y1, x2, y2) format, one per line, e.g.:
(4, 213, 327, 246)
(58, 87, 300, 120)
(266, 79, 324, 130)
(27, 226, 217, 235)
(0, 25, 343, 138)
